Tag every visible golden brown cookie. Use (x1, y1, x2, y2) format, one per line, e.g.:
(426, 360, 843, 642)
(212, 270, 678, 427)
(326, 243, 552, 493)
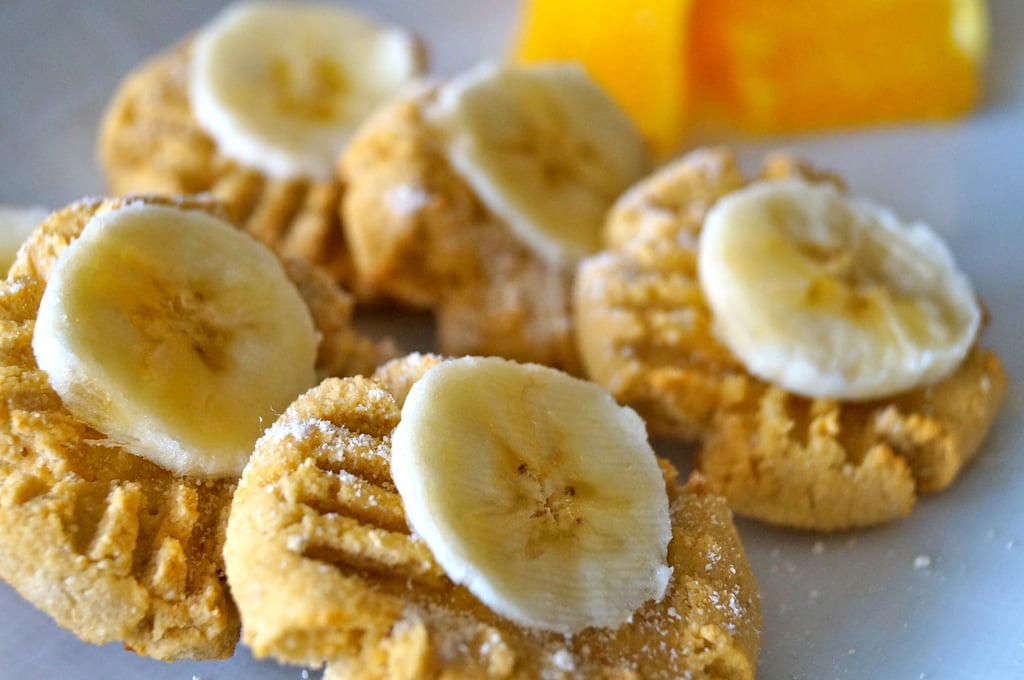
(224, 354, 761, 678)
(573, 147, 1007, 531)
(97, 38, 357, 291)
(0, 194, 394, 660)
(339, 86, 582, 372)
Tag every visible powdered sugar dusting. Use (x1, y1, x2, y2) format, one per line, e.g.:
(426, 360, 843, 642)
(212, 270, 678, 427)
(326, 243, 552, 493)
(259, 417, 339, 449)
(549, 647, 575, 672)
(385, 184, 432, 218)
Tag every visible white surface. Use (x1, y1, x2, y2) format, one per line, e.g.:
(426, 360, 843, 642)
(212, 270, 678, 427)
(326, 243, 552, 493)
(0, 1, 1021, 678)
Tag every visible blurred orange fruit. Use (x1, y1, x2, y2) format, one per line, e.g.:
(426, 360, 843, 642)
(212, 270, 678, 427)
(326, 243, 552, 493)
(511, 0, 989, 153)
(691, 0, 990, 133)
(511, 0, 698, 156)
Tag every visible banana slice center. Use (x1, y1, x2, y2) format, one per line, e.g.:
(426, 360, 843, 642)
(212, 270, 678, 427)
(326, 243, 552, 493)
(124, 264, 234, 374)
(267, 55, 348, 123)
(516, 462, 585, 547)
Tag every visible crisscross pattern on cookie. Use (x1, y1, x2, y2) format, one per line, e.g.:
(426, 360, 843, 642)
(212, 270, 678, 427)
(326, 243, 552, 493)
(0, 267, 239, 660)
(225, 355, 760, 678)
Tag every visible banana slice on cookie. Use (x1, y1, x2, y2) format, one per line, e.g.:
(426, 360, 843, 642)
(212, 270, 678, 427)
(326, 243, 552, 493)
(190, 1, 423, 180)
(32, 201, 319, 478)
(391, 356, 672, 634)
(425, 62, 650, 268)
(698, 177, 982, 400)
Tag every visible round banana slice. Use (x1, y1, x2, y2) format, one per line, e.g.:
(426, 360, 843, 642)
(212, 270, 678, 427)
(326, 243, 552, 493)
(391, 356, 673, 634)
(698, 177, 982, 400)
(32, 201, 319, 478)
(425, 61, 650, 269)
(0, 204, 49, 272)
(189, 1, 423, 180)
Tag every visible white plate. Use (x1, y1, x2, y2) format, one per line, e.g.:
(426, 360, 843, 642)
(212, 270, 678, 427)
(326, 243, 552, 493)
(1, 1, 1021, 678)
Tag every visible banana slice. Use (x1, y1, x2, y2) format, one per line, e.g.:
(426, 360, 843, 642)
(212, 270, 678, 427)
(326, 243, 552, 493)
(391, 356, 672, 634)
(32, 201, 319, 478)
(698, 177, 982, 400)
(425, 61, 650, 269)
(190, 1, 424, 180)
(0, 204, 49, 272)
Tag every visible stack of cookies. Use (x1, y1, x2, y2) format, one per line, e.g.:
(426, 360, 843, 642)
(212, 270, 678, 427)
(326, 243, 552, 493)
(0, 1, 1006, 678)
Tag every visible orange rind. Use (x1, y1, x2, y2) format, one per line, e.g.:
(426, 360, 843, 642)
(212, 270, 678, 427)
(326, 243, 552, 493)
(691, 0, 990, 132)
(511, 0, 990, 152)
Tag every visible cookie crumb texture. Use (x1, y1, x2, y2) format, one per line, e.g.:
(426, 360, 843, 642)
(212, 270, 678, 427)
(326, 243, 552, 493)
(573, 147, 1007, 530)
(0, 195, 393, 660)
(225, 355, 760, 678)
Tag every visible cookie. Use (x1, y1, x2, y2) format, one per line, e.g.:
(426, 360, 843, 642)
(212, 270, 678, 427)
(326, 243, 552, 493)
(0, 194, 394, 660)
(224, 353, 761, 678)
(340, 88, 581, 371)
(573, 147, 1006, 530)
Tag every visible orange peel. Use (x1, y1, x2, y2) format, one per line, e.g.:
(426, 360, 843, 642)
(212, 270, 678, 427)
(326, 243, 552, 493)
(511, 0, 989, 152)
(691, 0, 990, 133)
